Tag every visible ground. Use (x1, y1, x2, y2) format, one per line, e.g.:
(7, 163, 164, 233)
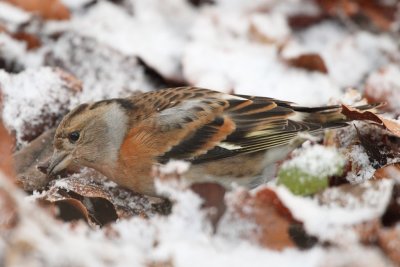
(1, 0, 400, 266)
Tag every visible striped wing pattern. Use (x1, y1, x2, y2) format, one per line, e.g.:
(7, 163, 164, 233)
(153, 87, 347, 164)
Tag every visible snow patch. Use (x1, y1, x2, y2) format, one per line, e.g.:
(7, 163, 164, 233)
(0, 67, 77, 144)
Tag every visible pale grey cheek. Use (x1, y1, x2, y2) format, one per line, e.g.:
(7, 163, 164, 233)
(102, 104, 129, 163)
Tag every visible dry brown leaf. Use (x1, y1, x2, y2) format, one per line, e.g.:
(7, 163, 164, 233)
(355, 126, 387, 168)
(55, 68, 83, 92)
(316, 0, 397, 31)
(53, 197, 96, 227)
(0, 118, 15, 179)
(341, 105, 400, 137)
(39, 175, 163, 226)
(0, 24, 41, 50)
(11, 32, 41, 50)
(360, 0, 396, 31)
(14, 128, 57, 191)
(0, 188, 19, 231)
(288, 14, 327, 29)
(286, 53, 328, 74)
(233, 188, 296, 250)
(4, 0, 70, 20)
(374, 163, 400, 180)
(190, 182, 226, 231)
(353, 219, 380, 244)
(378, 226, 400, 265)
(317, 0, 359, 16)
(43, 179, 118, 226)
(381, 183, 400, 227)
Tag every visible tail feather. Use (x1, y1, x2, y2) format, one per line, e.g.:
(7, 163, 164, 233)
(292, 102, 385, 125)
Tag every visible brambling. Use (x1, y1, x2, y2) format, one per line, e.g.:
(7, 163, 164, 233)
(48, 87, 379, 196)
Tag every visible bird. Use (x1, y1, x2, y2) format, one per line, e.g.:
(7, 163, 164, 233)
(47, 86, 380, 196)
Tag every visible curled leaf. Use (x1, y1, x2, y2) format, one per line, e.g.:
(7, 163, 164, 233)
(0, 188, 19, 231)
(341, 105, 400, 138)
(190, 182, 226, 231)
(374, 163, 400, 180)
(0, 119, 15, 179)
(378, 227, 400, 265)
(231, 188, 297, 250)
(4, 0, 70, 20)
(286, 53, 328, 74)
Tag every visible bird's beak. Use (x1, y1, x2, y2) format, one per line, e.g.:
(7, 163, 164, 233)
(47, 150, 73, 176)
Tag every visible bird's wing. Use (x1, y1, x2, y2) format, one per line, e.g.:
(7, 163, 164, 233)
(125, 87, 230, 160)
(137, 87, 344, 164)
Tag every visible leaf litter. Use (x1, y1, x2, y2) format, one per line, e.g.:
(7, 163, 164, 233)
(1, 0, 400, 266)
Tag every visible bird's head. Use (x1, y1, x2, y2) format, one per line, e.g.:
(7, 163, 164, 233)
(48, 100, 131, 177)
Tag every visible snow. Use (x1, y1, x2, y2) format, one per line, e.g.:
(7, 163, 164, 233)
(1, 0, 400, 266)
(281, 144, 345, 177)
(183, 9, 342, 105)
(60, 0, 93, 9)
(2, 169, 393, 267)
(346, 145, 376, 183)
(250, 13, 291, 43)
(0, 67, 77, 144)
(64, 1, 192, 79)
(282, 23, 397, 88)
(46, 33, 154, 104)
(365, 64, 400, 112)
(275, 180, 393, 243)
(0, 2, 31, 30)
(0, 173, 327, 267)
(0, 33, 27, 70)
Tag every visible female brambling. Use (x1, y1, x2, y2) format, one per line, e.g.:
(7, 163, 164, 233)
(48, 87, 379, 196)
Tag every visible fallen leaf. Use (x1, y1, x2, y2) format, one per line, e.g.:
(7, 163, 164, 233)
(374, 163, 400, 180)
(378, 226, 400, 265)
(286, 53, 328, 74)
(190, 182, 226, 231)
(0, 188, 19, 231)
(341, 104, 400, 138)
(381, 183, 400, 227)
(39, 174, 162, 226)
(52, 196, 96, 227)
(11, 32, 41, 50)
(14, 128, 56, 191)
(316, 0, 397, 31)
(55, 68, 83, 92)
(360, 0, 396, 31)
(288, 223, 318, 249)
(231, 188, 297, 250)
(0, 119, 15, 179)
(43, 182, 118, 226)
(288, 14, 327, 29)
(353, 219, 380, 244)
(4, 0, 70, 20)
(355, 126, 387, 168)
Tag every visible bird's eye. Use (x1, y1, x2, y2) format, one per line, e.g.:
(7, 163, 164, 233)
(68, 131, 80, 143)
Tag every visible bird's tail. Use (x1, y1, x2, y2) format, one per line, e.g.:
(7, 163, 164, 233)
(292, 102, 385, 126)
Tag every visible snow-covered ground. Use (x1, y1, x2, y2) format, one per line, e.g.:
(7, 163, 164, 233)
(1, 0, 400, 266)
